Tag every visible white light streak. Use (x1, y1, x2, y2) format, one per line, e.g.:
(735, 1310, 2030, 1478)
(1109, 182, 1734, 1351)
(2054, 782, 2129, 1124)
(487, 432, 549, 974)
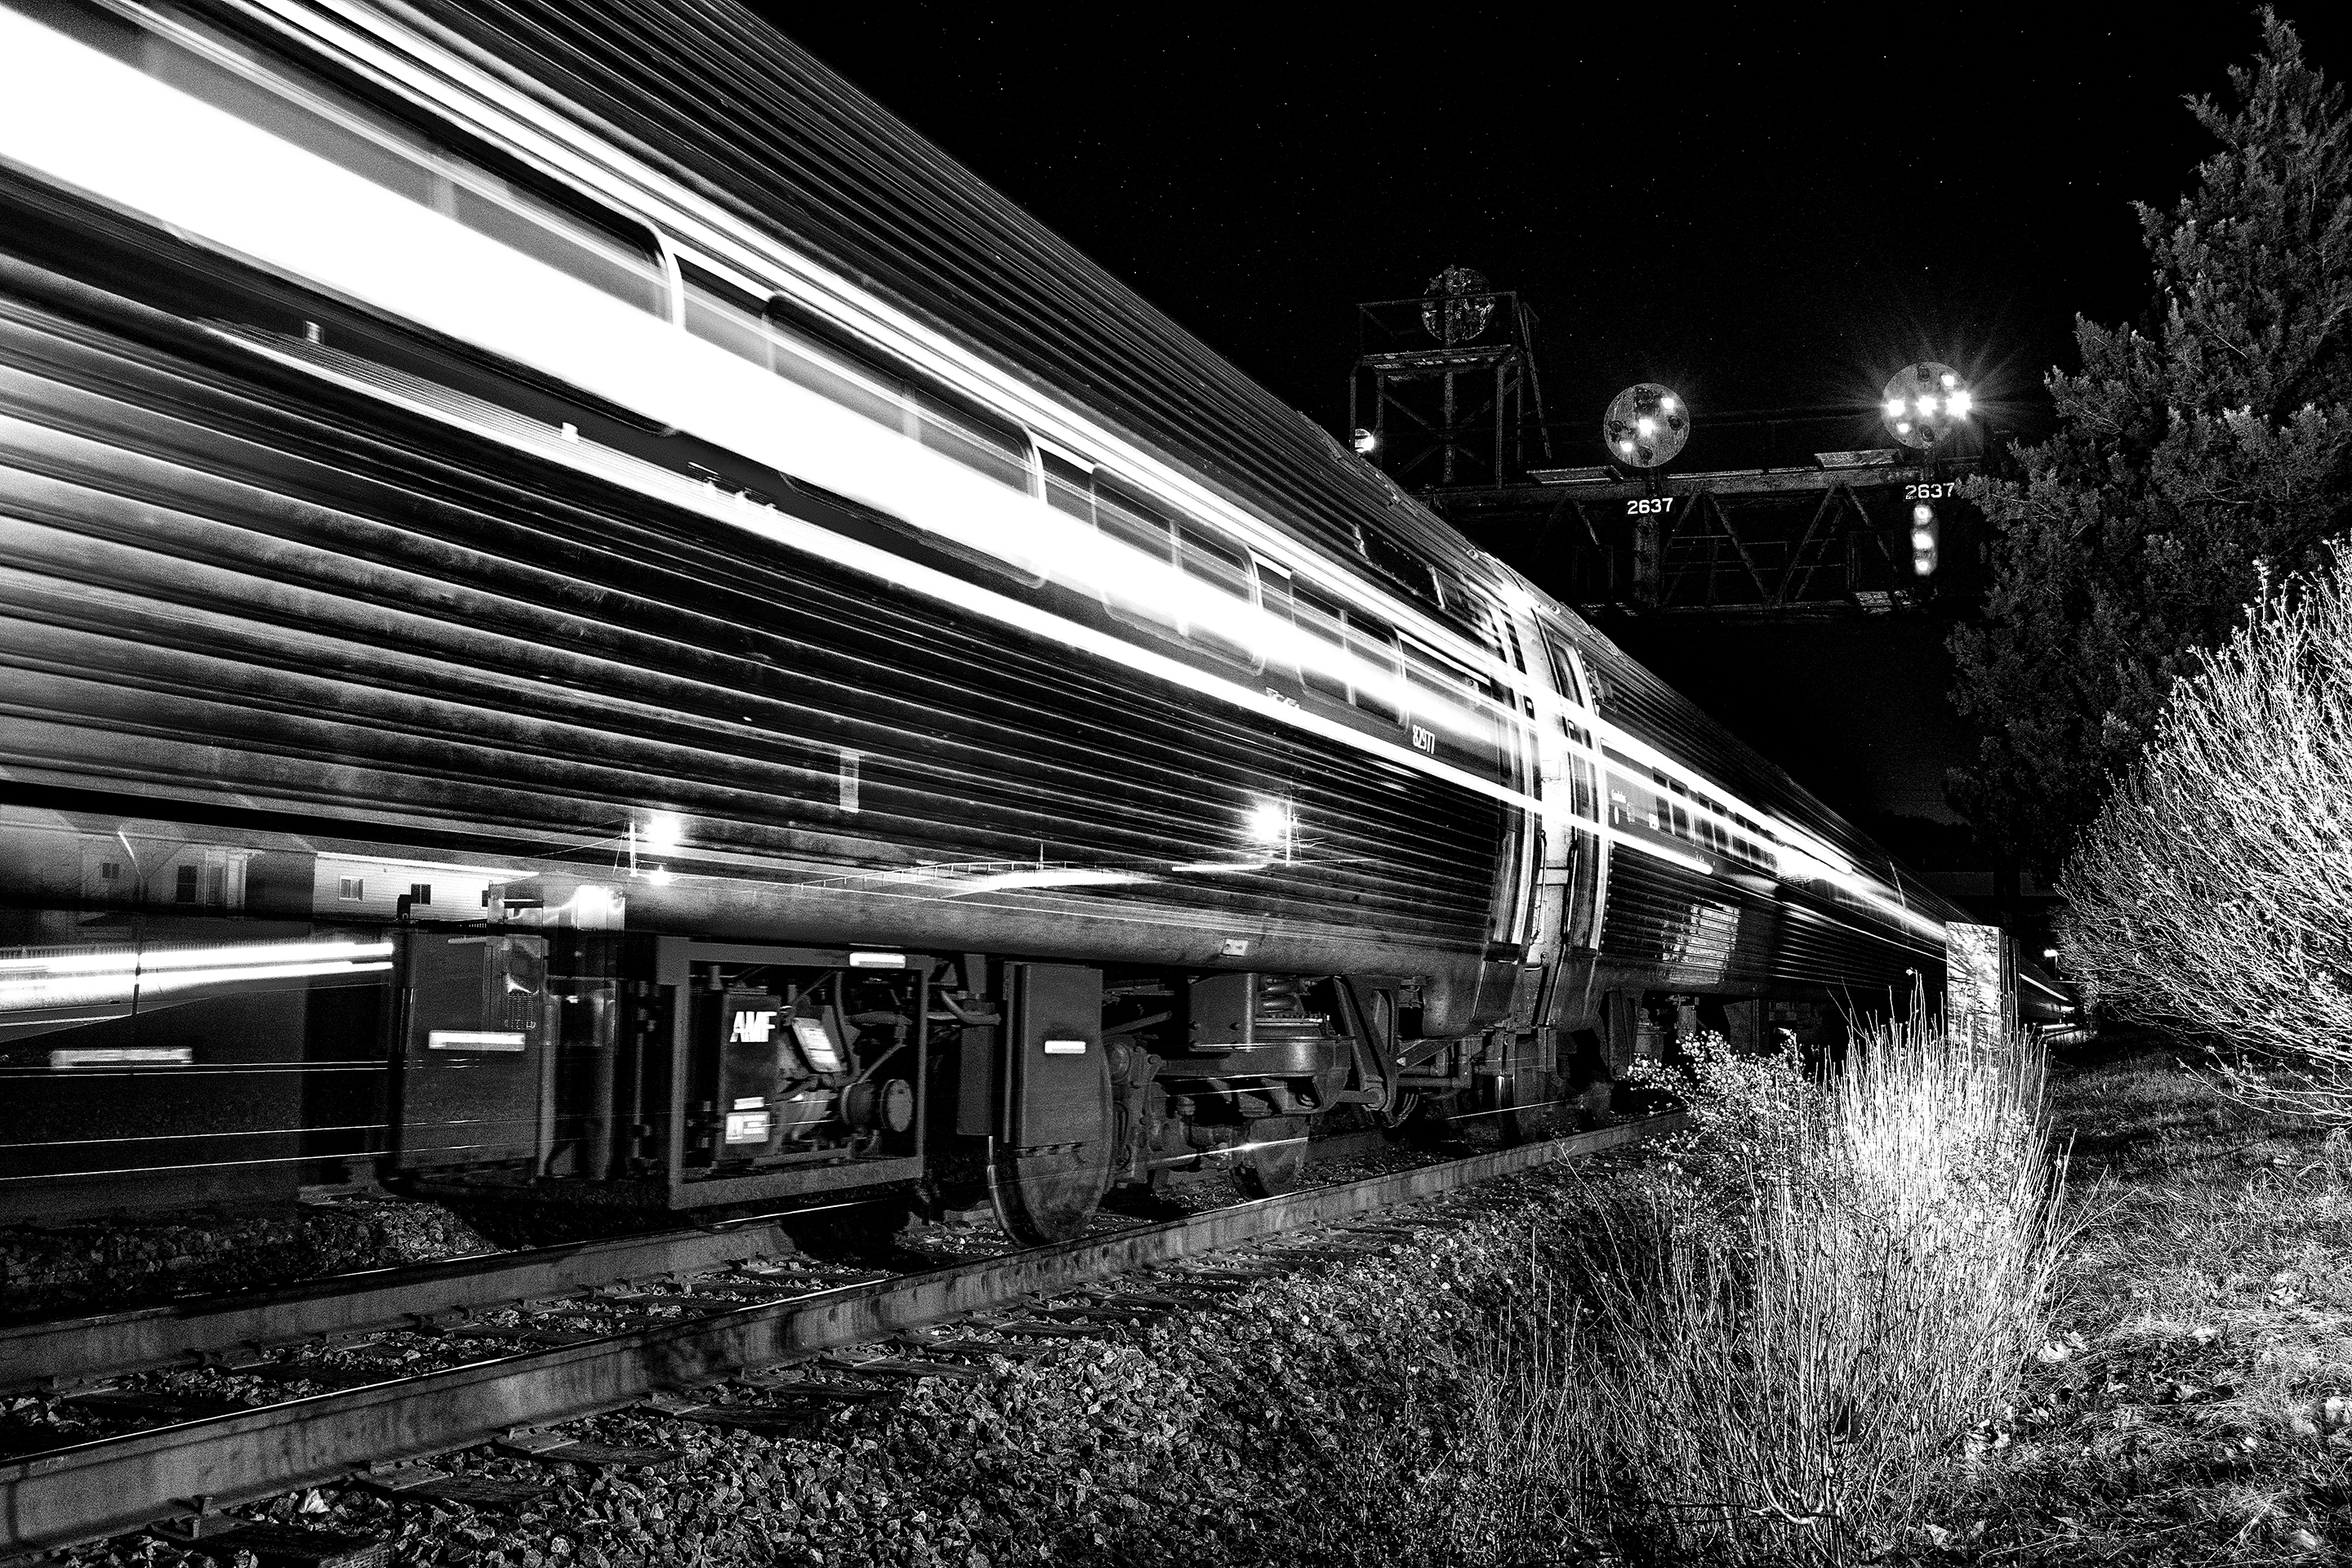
(941, 868, 1155, 897)
(0, 938, 394, 975)
(0, 8, 1958, 954)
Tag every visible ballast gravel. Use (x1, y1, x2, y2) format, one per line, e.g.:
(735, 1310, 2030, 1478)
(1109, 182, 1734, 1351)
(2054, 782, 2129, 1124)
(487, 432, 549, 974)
(0, 1197, 497, 1321)
(58, 1152, 1642, 1568)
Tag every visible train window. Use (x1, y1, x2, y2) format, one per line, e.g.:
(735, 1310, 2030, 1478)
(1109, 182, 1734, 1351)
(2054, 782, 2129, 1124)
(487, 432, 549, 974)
(1432, 570, 1503, 652)
(1356, 527, 1440, 607)
(1402, 639, 1503, 764)
(1090, 476, 1181, 638)
(682, 264, 1037, 500)
(1041, 452, 1094, 523)
(1500, 616, 1528, 674)
(1254, 561, 1298, 679)
(435, 162, 667, 316)
(136, 24, 432, 206)
(1290, 584, 1404, 721)
(1176, 523, 1260, 671)
(682, 265, 779, 370)
(126, 12, 669, 316)
(1345, 610, 1403, 724)
(1292, 581, 1351, 704)
(763, 294, 1033, 495)
(1539, 633, 1587, 710)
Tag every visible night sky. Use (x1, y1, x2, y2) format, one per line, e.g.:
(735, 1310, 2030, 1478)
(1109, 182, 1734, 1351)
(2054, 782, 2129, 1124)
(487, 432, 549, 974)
(764, 4, 2348, 829)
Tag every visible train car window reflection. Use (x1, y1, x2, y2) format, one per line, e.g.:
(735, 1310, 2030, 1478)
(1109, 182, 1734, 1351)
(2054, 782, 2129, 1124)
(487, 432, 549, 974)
(1403, 639, 1501, 768)
(681, 265, 1036, 505)
(1090, 477, 1181, 638)
(1291, 581, 1351, 705)
(682, 265, 778, 371)
(1356, 526, 1439, 607)
(1041, 452, 1094, 523)
(1344, 610, 1402, 724)
(1539, 632, 1587, 710)
(1252, 562, 1298, 680)
(437, 163, 666, 314)
(763, 293, 1033, 494)
(125, 11, 667, 315)
(1176, 523, 1260, 671)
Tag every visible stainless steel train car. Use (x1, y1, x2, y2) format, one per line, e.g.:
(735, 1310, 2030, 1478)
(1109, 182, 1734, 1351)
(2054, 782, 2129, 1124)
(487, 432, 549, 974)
(0, 0, 2061, 1236)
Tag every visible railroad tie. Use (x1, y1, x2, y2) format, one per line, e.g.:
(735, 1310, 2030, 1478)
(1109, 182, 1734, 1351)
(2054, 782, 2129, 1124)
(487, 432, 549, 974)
(497, 1428, 681, 1469)
(147, 1512, 389, 1568)
(358, 1461, 548, 1512)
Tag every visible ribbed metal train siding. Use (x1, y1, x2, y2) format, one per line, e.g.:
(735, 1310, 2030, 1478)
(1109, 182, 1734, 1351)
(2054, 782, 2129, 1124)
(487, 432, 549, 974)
(1550, 618, 1976, 931)
(390, 0, 1467, 580)
(353, 0, 1970, 949)
(0, 275, 1502, 960)
(1599, 854, 1940, 996)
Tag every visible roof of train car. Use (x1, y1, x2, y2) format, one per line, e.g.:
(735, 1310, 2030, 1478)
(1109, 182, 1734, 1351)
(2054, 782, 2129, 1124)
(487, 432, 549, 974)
(377, 0, 1969, 927)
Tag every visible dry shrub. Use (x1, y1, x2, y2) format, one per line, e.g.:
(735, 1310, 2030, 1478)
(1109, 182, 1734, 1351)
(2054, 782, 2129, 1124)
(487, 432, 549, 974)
(1457, 1022, 2068, 1566)
(2060, 542, 2352, 1116)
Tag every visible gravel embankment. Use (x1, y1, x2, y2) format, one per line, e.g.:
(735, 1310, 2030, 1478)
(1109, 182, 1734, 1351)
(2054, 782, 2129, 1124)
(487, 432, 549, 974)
(0, 1199, 498, 1321)
(2, 1130, 1459, 1325)
(59, 1152, 1637, 1568)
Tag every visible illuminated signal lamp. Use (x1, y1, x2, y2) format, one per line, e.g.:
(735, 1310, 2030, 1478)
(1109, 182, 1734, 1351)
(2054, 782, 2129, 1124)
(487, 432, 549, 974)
(1602, 383, 1689, 468)
(1911, 499, 1940, 577)
(1350, 427, 1379, 457)
(1882, 362, 1971, 449)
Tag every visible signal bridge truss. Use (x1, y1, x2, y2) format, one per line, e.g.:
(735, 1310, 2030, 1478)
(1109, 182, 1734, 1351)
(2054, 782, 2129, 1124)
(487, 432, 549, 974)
(1429, 452, 1981, 618)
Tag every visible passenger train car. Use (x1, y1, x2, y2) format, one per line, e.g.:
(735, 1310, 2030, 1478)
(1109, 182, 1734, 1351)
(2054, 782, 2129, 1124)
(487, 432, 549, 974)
(0, 0, 2050, 1237)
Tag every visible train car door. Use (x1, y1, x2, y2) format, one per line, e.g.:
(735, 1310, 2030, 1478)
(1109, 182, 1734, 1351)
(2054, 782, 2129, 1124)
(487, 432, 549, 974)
(394, 932, 552, 1169)
(1530, 625, 1609, 1017)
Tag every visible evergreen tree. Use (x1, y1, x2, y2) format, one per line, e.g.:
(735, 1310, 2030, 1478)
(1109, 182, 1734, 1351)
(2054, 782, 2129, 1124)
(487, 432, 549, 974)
(1950, 11, 2352, 872)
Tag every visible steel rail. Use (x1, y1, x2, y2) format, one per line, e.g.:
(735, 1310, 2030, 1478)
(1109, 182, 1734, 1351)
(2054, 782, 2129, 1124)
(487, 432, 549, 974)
(0, 1129, 1406, 1393)
(0, 1112, 1686, 1556)
(0, 1216, 806, 1395)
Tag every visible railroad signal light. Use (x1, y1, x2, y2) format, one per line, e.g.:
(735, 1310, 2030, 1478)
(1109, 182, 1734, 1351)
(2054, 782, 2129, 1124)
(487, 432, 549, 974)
(1351, 427, 1379, 457)
(1911, 499, 1939, 577)
(1882, 363, 1971, 450)
(1602, 383, 1690, 468)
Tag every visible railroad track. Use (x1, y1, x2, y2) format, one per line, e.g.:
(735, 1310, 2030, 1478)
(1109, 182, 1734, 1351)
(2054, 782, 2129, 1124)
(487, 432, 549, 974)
(1, 1113, 1686, 1561)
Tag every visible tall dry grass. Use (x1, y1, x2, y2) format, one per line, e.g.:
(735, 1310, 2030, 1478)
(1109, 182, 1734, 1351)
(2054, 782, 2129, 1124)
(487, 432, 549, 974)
(2060, 543, 2352, 1119)
(1453, 1020, 2069, 1566)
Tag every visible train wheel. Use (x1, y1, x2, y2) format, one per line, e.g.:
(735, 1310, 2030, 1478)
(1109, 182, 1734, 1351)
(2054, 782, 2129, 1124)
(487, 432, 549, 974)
(1228, 1115, 1310, 1199)
(1497, 1067, 1567, 1146)
(991, 1139, 1112, 1245)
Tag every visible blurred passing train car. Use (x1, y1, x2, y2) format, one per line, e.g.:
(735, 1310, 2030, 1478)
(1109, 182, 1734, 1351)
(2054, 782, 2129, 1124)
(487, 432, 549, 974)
(0, 0, 2068, 1236)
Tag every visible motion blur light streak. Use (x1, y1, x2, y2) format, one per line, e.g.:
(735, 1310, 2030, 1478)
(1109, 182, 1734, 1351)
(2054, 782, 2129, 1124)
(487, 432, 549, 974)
(0, 938, 395, 975)
(0, 0, 1958, 950)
